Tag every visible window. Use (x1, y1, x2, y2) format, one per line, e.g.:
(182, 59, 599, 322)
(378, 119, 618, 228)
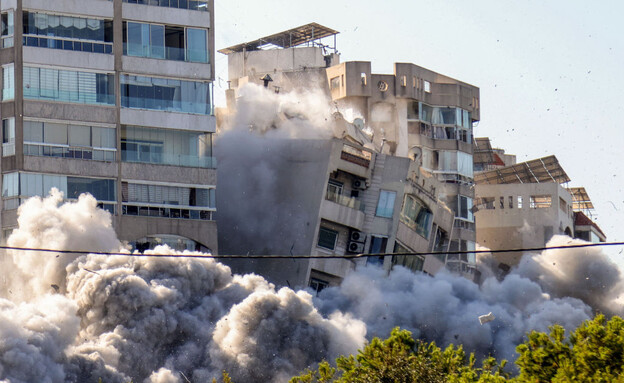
(500, 196, 505, 209)
(2, 172, 116, 212)
(530, 195, 552, 209)
(423, 80, 431, 93)
(509, 196, 514, 209)
(3, 64, 14, 100)
(22, 12, 113, 54)
(437, 151, 474, 178)
(400, 194, 433, 238)
(457, 195, 474, 221)
(24, 120, 116, 161)
(121, 182, 215, 220)
(122, 0, 210, 12)
(121, 126, 214, 168)
(317, 226, 338, 250)
(330, 76, 340, 90)
(23, 66, 115, 105)
(517, 196, 523, 209)
(376, 190, 396, 218)
(186, 27, 208, 63)
(1, 10, 14, 48)
(326, 179, 343, 201)
(367, 236, 388, 266)
(123, 22, 208, 63)
(121, 75, 212, 115)
(2, 118, 15, 157)
(392, 242, 424, 273)
(309, 278, 329, 296)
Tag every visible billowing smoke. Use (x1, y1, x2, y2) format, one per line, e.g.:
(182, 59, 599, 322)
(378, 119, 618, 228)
(0, 191, 365, 382)
(2, 82, 624, 381)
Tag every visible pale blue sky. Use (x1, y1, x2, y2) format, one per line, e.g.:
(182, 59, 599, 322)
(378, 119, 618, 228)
(213, 1, 624, 253)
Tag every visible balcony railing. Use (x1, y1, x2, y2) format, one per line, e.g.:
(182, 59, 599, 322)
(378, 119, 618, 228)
(326, 190, 364, 212)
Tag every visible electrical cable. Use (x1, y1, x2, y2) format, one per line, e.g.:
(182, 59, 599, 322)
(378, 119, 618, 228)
(0, 241, 622, 260)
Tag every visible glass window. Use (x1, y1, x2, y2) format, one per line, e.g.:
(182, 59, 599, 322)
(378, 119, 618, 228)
(150, 24, 165, 59)
(121, 75, 212, 115)
(3, 64, 14, 100)
(376, 190, 396, 218)
(458, 195, 474, 221)
(22, 12, 112, 54)
(121, 126, 213, 168)
(1, 11, 14, 48)
(2, 172, 18, 197)
(326, 179, 343, 201)
(23, 66, 114, 105)
(122, 182, 214, 208)
(317, 226, 338, 250)
(392, 242, 424, 273)
(2, 118, 15, 157)
(400, 194, 433, 238)
(186, 28, 207, 63)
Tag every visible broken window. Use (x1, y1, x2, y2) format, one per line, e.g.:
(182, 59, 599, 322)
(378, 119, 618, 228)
(400, 194, 433, 238)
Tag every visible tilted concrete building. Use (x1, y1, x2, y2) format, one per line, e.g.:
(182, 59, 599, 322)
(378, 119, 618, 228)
(0, 0, 217, 252)
(217, 24, 480, 289)
(474, 138, 605, 270)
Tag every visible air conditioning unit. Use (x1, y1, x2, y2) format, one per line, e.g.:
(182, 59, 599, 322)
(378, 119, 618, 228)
(352, 179, 367, 190)
(347, 241, 365, 254)
(350, 231, 366, 243)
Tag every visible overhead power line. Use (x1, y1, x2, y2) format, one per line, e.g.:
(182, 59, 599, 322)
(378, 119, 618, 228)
(0, 242, 622, 260)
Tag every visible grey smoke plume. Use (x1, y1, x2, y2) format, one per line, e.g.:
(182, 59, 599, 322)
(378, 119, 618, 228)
(1, 189, 623, 382)
(216, 84, 337, 259)
(2, 83, 624, 381)
(0, 191, 365, 383)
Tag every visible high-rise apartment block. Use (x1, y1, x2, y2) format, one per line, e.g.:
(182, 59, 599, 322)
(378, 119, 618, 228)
(0, 0, 217, 252)
(218, 24, 480, 289)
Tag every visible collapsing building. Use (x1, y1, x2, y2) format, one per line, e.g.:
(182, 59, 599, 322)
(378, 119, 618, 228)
(217, 23, 480, 290)
(474, 138, 605, 269)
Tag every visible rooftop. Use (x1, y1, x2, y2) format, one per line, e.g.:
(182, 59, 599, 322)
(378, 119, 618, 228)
(219, 23, 339, 55)
(475, 155, 571, 185)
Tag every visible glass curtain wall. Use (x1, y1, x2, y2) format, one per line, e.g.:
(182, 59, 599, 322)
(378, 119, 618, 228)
(24, 120, 116, 161)
(121, 75, 211, 114)
(23, 66, 115, 105)
(123, 22, 208, 63)
(23, 12, 113, 54)
(121, 125, 213, 168)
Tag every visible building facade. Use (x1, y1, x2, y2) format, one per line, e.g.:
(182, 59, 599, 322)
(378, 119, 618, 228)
(0, 0, 217, 252)
(218, 24, 480, 289)
(474, 140, 605, 270)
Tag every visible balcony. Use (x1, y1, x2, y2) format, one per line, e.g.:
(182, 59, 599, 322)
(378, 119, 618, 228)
(321, 192, 365, 230)
(326, 190, 364, 211)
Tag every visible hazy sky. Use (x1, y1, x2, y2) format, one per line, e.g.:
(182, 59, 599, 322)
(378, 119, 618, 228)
(213, 1, 624, 254)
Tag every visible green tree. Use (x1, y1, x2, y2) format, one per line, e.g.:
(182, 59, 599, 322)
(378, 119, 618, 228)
(290, 327, 508, 383)
(515, 315, 624, 382)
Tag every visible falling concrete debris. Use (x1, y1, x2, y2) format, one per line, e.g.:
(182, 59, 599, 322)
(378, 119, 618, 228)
(478, 312, 496, 325)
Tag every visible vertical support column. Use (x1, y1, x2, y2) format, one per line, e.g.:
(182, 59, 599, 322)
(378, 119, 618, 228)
(114, 0, 123, 227)
(13, 0, 22, 170)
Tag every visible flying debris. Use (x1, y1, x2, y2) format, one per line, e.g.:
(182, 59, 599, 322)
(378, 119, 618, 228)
(478, 312, 496, 325)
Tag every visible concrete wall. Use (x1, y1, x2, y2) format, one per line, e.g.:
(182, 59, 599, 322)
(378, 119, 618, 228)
(117, 215, 218, 254)
(475, 182, 574, 266)
(120, 109, 216, 133)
